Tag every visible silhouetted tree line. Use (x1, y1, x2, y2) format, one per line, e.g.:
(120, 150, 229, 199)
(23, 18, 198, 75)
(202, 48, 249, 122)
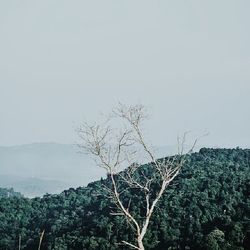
(0, 148, 249, 250)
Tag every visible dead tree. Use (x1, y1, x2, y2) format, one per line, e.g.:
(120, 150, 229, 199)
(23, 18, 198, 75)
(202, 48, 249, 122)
(77, 103, 195, 250)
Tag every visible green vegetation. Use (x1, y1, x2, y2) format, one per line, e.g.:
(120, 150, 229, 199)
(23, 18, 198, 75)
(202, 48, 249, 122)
(0, 187, 23, 198)
(0, 148, 249, 249)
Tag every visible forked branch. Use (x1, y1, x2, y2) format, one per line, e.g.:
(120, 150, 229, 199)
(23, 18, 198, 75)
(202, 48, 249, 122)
(77, 103, 194, 250)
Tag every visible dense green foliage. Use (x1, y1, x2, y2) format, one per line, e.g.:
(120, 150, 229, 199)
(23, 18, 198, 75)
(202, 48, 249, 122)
(0, 187, 23, 198)
(0, 148, 249, 249)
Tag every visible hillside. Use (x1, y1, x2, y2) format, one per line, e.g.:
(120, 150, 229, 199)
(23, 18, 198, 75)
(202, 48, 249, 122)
(0, 148, 249, 249)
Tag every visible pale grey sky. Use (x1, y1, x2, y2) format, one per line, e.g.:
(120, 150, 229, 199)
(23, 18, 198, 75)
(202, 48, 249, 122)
(0, 0, 249, 148)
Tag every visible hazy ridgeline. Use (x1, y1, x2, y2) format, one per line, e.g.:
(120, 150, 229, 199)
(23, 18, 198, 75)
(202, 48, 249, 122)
(0, 143, 102, 197)
(0, 143, 182, 197)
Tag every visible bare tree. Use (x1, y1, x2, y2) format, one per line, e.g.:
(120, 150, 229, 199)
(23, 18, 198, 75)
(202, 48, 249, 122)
(77, 103, 195, 250)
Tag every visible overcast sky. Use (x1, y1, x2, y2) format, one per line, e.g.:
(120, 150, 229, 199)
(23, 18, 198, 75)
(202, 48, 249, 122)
(0, 0, 249, 148)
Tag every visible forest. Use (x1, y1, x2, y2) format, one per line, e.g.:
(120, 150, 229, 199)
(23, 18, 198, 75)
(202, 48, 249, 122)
(0, 148, 249, 250)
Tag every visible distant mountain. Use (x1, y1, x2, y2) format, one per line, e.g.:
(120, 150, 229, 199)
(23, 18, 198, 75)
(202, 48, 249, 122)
(0, 175, 69, 198)
(0, 143, 106, 197)
(0, 142, 198, 197)
(0, 143, 105, 188)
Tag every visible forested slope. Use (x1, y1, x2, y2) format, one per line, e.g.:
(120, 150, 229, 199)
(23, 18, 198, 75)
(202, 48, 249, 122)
(0, 148, 249, 250)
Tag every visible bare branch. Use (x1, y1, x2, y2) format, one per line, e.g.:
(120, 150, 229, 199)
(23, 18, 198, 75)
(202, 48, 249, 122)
(121, 241, 140, 250)
(76, 103, 195, 250)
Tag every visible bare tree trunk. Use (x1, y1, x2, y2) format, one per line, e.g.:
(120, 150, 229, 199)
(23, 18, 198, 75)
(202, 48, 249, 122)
(38, 230, 45, 250)
(18, 235, 21, 250)
(137, 236, 145, 250)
